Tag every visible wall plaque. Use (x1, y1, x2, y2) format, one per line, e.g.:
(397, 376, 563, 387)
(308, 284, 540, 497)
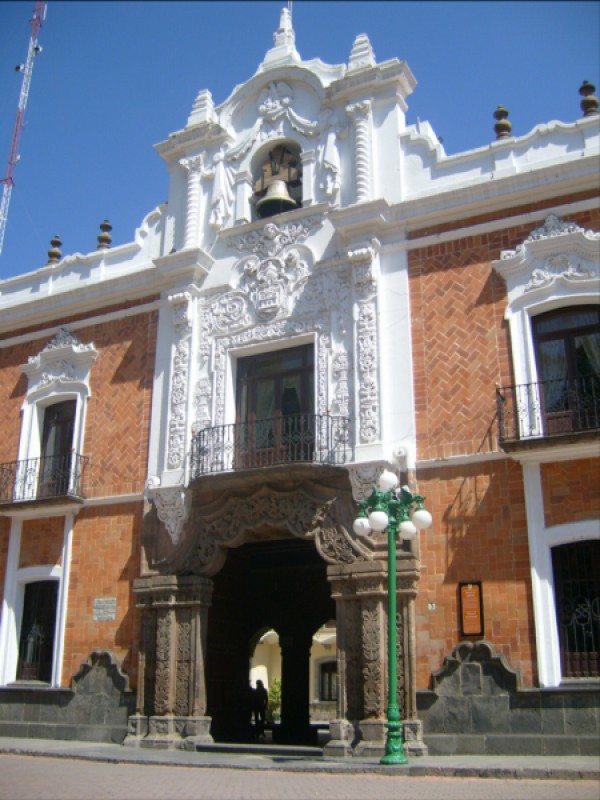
(459, 582, 483, 636)
(93, 596, 117, 622)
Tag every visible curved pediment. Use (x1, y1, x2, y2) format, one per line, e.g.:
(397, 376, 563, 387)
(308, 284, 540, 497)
(492, 215, 600, 311)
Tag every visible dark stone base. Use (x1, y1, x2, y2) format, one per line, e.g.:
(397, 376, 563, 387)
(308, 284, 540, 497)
(418, 640, 600, 755)
(123, 714, 213, 750)
(0, 652, 135, 745)
(424, 733, 600, 756)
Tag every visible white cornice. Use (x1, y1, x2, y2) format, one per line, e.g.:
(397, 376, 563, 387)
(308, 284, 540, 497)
(416, 451, 509, 470)
(507, 440, 600, 465)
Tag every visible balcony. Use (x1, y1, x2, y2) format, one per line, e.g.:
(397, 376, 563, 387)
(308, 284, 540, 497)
(190, 414, 351, 478)
(0, 453, 88, 507)
(497, 376, 600, 448)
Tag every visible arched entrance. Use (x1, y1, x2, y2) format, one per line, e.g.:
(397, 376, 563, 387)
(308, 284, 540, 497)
(206, 537, 334, 745)
(127, 469, 427, 756)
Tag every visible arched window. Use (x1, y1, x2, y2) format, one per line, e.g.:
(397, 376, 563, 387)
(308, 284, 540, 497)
(552, 540, 600, 679)
(533, 306, 600, 434)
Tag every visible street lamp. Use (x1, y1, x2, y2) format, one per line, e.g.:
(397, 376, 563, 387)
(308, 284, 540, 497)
(353, 469, 433, 765)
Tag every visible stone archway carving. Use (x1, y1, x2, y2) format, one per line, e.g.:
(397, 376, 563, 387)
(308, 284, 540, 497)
(131, 472, 427, 756)
(164, 482, 370, 577)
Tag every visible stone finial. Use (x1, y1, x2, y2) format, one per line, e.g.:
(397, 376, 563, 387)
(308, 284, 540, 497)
(348, 33, 376, 73)
(274, 6, 295, 48)
(261, 6, 300, 68)
(187, 89, 216, 127)
(579, 80, 599, 117)
(97, 219, 112, 250)
(493, 105, 512, 139)
(47, 234, 62, 264)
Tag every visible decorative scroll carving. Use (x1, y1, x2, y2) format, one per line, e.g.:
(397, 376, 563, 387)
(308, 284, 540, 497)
(344, 601, 363, 719)
(167, 293, 193, 470)
(395, 603, 407, 718)
(332, 352, 350, 416)
(348, 244, 380, 444)
(23, 328, 98, 394)
(362, 602, 383, 718)
(150, 488, 190, 547)
(525, 254, 598, 291)
(41, 328, 89, 353)
(154, 610, 172, 715)
(229, 216, 323, 259)
(175, 609, 192, 716)
(347, 463, 382, 502)
(501, 215, 600, 258)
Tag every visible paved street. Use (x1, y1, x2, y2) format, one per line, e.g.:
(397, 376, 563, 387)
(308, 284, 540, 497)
(0, 755, 599, 800)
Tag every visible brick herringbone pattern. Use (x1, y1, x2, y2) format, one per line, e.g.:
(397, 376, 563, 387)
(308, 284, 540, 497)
(542, 459, 600, 528)
(62, 503, 143, 686)
(19, 517, 64, 569)
(415, 459, 536, 687)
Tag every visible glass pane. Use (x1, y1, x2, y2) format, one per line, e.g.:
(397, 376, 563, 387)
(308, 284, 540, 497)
(281, 376, 301, 416)
(534, 308, 599, 336)
(575, 332, 600, 377)
(17, 581, 59, 683)
(255, 380, 275, 449)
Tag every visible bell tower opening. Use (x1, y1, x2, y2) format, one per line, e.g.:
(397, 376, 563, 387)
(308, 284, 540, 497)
(252, 142, 302, 220)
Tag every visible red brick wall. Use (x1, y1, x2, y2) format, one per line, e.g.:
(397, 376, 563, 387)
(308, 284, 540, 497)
(407, 204, 600, 688)
(63, 503, 143, 687)
(0, 339, 31, 465)
(19, 517, 64, 569)
(542, 459, 600, 528)
(409, 208, 600, 463)
(0, 305, 157, 496)
(75, 310, 158, 498)
(416, 459, 536, 687)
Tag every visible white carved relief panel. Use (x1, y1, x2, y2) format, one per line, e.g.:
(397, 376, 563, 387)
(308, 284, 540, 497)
(191, 218, 355, 439)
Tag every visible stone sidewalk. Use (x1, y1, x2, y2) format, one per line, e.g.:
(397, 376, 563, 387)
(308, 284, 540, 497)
(0, 737, 598, 780)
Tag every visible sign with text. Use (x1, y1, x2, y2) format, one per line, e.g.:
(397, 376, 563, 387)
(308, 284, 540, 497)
(459, 582, 483, 636)
(93, 596, 117, 622)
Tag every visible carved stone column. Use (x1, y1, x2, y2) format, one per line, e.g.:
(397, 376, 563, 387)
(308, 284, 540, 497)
(324, 557, 426, 758)
(180, 156, 204, 249)
(346, 101, 372, 203)
(124, 574, 214, 750)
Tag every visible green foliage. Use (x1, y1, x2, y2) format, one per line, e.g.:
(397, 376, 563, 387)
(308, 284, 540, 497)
(268, 677, 282, 713)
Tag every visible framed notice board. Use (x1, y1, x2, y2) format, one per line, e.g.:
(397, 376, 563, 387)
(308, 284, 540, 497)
(459, 582, 484, 636)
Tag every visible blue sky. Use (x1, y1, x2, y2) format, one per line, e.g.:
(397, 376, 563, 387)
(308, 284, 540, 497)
(0, 1, 598, 281)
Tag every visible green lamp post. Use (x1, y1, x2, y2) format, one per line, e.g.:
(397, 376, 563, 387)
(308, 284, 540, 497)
(353, 469, 433, 765)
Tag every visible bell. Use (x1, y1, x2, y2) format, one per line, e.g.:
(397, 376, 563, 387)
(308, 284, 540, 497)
(256, 179, 297, 218)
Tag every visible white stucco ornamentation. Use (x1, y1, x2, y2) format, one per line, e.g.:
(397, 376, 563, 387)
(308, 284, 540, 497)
(348, 33, 376, 73)
(524, 254, 597, 291)
(229, 216, 323, 259)
(493, 214, 600, 311)
(167, 293, 193, 470)
(22, 328, 98, 396)
(346, 101, 372, 203)
(180, 155, 205, 248)
(349, 244, 380, 444)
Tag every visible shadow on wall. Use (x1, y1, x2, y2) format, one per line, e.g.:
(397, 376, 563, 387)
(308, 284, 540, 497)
(0, 649, 136, 743)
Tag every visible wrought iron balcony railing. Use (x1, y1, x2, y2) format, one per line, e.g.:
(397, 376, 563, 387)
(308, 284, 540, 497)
(190, 414, 351, 477)
(497, 375, 600, 444)
(0, 453, 88, 506)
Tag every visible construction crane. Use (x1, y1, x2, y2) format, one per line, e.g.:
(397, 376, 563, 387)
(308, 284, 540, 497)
(0, 1, 47, 257)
